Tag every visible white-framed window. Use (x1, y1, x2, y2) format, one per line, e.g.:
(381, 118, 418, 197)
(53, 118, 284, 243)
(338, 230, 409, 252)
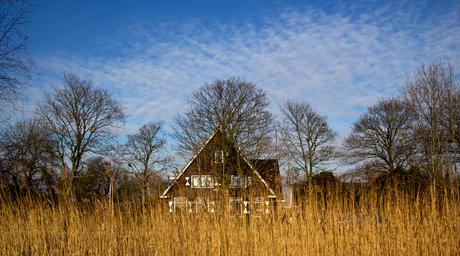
(201, 175, 213, 188)
(253, 197, 264, 214)
(229, 197, 242, 215)
(230, 175, 248, 188)
(191, 175, 214, 188)
(173, 197, 187, 212)
(191, 175, 200, 188)
(215, 150, 223, 163)
(195, 197, 206, 212)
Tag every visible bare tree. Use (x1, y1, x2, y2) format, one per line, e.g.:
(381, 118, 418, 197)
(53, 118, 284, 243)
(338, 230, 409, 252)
(113, 121, 169, 205)
(0, 0, 36, 121)
(0, 117, 58, 197)
(452, 93, 460, 170)
(442, 90, 460, 179)
(172, 77, 275, 160)
(402, 58, 460, 200)
(279, 99, 338, 192)
(37, 72, 127, 196)
(343, 97, 415, 176)
(73, 156, 112, 200)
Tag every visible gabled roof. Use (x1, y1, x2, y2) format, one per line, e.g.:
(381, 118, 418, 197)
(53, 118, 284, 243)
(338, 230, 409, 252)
(160, 128, 278, 198)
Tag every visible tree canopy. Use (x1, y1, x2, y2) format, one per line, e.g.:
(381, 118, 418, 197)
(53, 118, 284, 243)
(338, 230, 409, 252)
(279, 99, 338, 191)
(37, 72, 127, 195)
(172, 77, 275, 159)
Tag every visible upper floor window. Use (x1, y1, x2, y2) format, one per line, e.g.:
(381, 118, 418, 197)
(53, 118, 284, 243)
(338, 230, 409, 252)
(230, 175, 249, 188)
(215, 150, 223, 163)
(191, 175, 200, 187)
(191, 175, 214, 188)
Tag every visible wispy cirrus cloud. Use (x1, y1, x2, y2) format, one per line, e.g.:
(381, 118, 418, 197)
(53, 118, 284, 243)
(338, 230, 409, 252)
(30, 1, 460, 136)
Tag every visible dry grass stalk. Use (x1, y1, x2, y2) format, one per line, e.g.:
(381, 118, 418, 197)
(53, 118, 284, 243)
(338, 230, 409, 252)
(0, 188, 459, 255)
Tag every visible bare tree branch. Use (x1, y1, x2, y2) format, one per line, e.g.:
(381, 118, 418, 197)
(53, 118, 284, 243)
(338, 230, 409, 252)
(343, 97, 415, 175)
(279, 99, 338, 191)
(112, 121, 170, 205)
(172, 77, 275, 160)
(37, 72, 127, 195)
(401, 58, 460, 199)
(0, 0, 36, 122)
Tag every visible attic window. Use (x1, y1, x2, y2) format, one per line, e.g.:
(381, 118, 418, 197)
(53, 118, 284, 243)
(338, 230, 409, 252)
(215, 150, 223, 163)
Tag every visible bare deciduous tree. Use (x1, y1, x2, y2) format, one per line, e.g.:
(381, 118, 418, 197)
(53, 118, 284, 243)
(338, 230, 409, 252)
(448, 93, 460, 175)
(279, 99, 338, 192)
(113, 121, 169, 205)
(0, 117, 58, 196)
(0, 0, 36, 121)
(37, 72, 127, 195)
(343, 97, 415, 176)
(172, 77, 275, 160)
(402, 58, 460, 200)
(73, 156, 112, 200)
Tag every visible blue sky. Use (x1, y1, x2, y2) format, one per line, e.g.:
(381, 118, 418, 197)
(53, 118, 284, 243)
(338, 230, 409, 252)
(22, 0, 460, 139)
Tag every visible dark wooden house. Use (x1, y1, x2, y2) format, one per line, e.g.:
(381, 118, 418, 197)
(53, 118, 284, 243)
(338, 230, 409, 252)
(160, 128, 282, 215)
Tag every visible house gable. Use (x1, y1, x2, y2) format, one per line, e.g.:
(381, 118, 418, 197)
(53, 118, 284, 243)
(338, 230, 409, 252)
(160, 128, 279, 199)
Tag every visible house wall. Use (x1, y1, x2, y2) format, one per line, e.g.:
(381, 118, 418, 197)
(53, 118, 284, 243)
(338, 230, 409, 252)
(164, 130, 281, 215)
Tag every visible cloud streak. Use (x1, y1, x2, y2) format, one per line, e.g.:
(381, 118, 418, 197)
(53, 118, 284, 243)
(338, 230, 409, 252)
(30, 1, 460, 137)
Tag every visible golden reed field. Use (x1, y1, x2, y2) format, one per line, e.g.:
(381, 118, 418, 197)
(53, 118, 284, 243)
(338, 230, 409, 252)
(1, 188, 459, 255)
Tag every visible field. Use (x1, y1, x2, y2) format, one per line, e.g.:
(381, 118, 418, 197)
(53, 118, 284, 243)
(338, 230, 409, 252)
(1, 188, 459, 255)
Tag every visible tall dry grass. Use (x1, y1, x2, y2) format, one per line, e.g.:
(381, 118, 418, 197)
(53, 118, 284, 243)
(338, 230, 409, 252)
(1, 187, 459, 255)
